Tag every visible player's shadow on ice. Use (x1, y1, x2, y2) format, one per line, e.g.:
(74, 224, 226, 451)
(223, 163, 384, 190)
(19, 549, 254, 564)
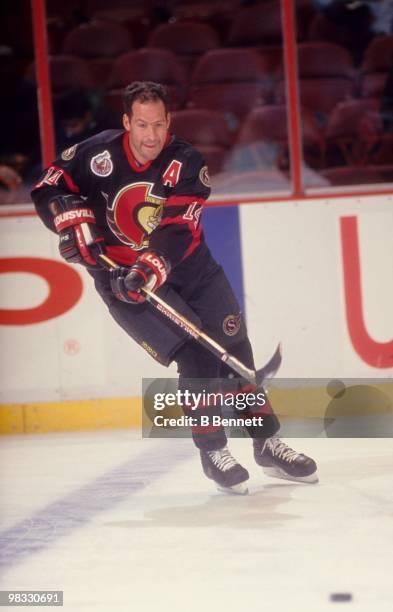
(104, 483, 301, 530)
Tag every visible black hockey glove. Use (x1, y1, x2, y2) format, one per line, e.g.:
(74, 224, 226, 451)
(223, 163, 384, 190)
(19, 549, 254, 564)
(110, 251, 170, 304)
(51, 195, 105, 268)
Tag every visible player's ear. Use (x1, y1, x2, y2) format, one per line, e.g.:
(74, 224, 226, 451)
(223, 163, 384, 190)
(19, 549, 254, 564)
(166, 112, 171, 129)
(123, 113, 130, 132)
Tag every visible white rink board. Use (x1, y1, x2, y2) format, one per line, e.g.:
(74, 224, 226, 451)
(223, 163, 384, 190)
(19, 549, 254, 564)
(240, 193, 393, 378)
(0, 214, 175, 404)
(0, 193, 392, 404)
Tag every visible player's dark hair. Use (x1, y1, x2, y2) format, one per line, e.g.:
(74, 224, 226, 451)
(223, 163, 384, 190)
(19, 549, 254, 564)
(123, 82, 169, 116)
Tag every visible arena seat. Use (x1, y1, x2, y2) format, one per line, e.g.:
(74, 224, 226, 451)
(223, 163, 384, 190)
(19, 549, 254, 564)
(188, 48, 272, 121)
(321, 165, 385, 186)
(173, 0, 239, 20)
(85, 0, 147, 20)
(256, 46, 284, 79)
(170, 109, 233, 174)
(61, 20, 134, 89)
(147, 21, 220, 73)
(226, 1, 283, 46)
(361, 35, 393, 73)
(307, 12, 372, 65)
(325, 99, 381, 166)
(226, 0, 310, 47)
(104, 49, 187, 113)
(278, 43, 356, 119)
(46, 0, 84, 18)
(62, 20, 133, 59)
(298, 42, 355, 79)
(235, 105, 325, 169)
(360, 35, 393, 99)
(40, 56, 95, 93)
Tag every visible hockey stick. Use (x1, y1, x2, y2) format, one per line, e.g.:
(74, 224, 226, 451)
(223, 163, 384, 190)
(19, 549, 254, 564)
(98, 253, 282, 386)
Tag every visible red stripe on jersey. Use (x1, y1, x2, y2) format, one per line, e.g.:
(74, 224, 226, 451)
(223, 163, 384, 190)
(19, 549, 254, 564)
(53, 165, 80, 193)
(159, 215, 189, 227)
(165, 196, 205, 207)
(122, 133, 152, 172)
(158, 213, 202, 262)
(181, 234, 201, 261)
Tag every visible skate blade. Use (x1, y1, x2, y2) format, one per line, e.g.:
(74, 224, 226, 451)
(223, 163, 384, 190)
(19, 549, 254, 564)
(262, 466, 319, 484)
(216, 482, 249, 495)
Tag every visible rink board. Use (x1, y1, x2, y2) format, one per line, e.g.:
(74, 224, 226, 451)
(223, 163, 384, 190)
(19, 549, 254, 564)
(0, 194, 392, 433)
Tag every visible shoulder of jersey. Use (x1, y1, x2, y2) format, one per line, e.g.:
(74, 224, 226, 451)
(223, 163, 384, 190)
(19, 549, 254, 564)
(59, 129, 124, 167)
(167, 134, 202, 162)
(80, 129, 124, 150)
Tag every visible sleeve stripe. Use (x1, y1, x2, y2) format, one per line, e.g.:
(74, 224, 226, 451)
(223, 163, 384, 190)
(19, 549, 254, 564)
(159, 217, 203, 232)
(159, 215, 187, 227)
(53, 165, 80, 193)
(181, 235, 201, 262)
(165, 195, 205, 207)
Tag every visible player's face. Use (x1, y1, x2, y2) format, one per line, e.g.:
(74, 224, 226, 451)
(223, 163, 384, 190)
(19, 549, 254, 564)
(123, 100, 170, 165)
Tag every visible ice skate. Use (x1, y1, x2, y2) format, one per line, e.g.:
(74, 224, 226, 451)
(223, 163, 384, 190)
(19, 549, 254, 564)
(200, 446, 249, 495)
(253, 437, 318, 484)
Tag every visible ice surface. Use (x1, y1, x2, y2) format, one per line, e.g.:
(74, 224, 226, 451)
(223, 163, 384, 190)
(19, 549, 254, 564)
(1, 432, 392, 611)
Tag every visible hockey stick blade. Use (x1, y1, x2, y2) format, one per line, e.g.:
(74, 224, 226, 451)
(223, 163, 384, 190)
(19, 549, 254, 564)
(255, 342, 282, 386)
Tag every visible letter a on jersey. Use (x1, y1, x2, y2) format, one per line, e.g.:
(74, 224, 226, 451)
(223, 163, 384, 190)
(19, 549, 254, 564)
(162, 160, 182, 187)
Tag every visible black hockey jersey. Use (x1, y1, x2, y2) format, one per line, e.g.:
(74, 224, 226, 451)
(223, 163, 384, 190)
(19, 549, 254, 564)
(31, 129, 211, 269)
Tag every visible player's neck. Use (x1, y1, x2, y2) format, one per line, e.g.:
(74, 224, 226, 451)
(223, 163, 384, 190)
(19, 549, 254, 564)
(129, 146, 145, 167)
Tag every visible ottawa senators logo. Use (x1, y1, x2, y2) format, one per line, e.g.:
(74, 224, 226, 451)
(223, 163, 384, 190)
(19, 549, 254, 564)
(107, 182, 166, 249)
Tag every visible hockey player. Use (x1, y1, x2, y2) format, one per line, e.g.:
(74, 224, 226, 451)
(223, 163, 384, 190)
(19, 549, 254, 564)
(31, 81, 317, 494)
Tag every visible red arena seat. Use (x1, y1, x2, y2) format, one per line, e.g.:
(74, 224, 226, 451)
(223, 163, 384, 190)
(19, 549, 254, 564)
(308, 12, 372, 64)
(170, 109, 233, 174)
(325, 99, 382, 166)
(147, 21, 220, 72)
(227, 1, 283, 46)
(298, 42, 355, 79)
(361, 35, 393, 73)
(188, 48, 272, 121)
(173, 0, 239, 21)
(278, 43, 356, 118)
(85, 0, 147, 20)
(105, 49, 187, 113)
(62, 20, 134, 89)
(235, 105, 325, 169)
(321, 165, 388, 186)
(360, 35, 393, 99)
(31, 56, 95, 93)
(62, 20, 133, 59)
